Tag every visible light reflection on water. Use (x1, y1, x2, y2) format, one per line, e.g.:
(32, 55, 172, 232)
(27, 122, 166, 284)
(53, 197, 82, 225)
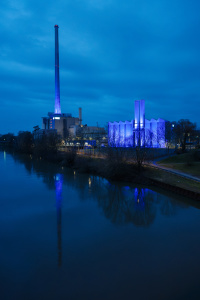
(54, 173, 63, 268)
(1, 151, 200, 300)
(4, 150, 6, 161)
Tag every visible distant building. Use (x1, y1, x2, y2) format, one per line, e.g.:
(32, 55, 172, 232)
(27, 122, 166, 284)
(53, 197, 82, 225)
(78, 125, 107, 147)
(42, 112, 80, 138)
(33, 127, 57, 140)
(67, 124, 107, 147)
(78, 125, 106, 139)
(108, 100, 168, 148)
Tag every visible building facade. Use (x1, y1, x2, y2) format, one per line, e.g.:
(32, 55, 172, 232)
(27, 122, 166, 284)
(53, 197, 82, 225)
(42, 112, 79, 138)
(108, 100, 167, 148)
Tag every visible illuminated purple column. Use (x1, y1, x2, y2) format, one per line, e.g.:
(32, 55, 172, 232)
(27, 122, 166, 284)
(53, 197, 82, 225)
(135, 101, 140, 129)
(140, 100, 145, 129)
(134, 100, 140, 146)
(140, 100, 145, 147)
(54, 25, 61, 114)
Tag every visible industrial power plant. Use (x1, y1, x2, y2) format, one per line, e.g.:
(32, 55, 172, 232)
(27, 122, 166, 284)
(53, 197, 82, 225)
(38, 25, 168, 149)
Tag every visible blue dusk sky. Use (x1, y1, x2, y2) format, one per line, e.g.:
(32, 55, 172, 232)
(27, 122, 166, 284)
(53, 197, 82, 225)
(0, 0, 200, 134)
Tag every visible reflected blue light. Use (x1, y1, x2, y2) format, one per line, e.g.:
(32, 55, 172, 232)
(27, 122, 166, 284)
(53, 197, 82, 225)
(55, 173, 63, 206)
(54, 173, 63, 267)
(124, 186, 130, 190)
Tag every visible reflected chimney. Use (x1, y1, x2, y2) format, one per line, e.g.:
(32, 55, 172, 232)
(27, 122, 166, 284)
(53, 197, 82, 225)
(55, 173, 63, 267)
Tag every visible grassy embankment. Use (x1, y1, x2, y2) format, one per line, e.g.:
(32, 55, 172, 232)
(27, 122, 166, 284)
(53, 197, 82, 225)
(157, 152, 200, 178)
(143, 166, 200, 194)
(144, 151, 200, 194)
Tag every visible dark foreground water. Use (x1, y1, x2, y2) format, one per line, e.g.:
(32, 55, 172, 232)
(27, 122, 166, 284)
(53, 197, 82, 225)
(0, 151, 200, 300)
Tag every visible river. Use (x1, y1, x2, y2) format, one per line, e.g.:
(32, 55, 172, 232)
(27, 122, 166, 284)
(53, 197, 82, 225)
(0, 151, 200, 300)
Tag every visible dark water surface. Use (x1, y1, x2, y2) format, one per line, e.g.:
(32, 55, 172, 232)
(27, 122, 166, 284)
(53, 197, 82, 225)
(0, 151, 200, 300)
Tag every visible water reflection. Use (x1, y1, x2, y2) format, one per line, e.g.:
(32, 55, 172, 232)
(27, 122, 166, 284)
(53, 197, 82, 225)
(11, 153, 199, 230)
(2, 152, 200, 300)
(96, 184, 157, 226)
(54, 174, 63, 267)
(135, 188, 145, 210)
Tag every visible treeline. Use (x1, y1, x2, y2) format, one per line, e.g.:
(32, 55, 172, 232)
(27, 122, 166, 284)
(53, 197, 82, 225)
(0, 131, 61, 160)
(0, 130, 152, 180)
(166, 119, 199, 151)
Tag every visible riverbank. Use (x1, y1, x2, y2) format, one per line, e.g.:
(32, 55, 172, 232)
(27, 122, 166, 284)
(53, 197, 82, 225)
(60, 151, 200, 200)
(143, 166, 200, 200)
(2, 147, 200, 200)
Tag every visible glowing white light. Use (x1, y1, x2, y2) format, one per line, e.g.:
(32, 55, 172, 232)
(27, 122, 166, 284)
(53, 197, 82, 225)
(88, 178, 91, 187)
(53, 117, 60, 120)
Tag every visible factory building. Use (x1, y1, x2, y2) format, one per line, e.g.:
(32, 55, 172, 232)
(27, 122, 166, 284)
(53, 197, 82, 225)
(108, 100, 167, 148)
(42, 112, 80, 138)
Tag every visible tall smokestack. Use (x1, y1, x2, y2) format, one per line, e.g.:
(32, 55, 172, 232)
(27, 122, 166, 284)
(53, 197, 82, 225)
(79, 107, 82, 125)
(54, 25, 61, 114)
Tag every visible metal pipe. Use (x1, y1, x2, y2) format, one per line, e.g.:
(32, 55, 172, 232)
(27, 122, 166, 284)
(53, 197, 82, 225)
(79, 107, 82, 125)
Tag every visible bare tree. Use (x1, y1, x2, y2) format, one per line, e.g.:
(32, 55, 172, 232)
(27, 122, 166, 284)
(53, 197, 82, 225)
(173, 119, 196, 152)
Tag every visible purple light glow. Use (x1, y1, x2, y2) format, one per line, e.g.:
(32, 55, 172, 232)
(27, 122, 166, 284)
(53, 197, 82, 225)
(55, 173, 63, 204)
(108, 100, 166, 148)
(54, 25, 61, 114)
(54, 173, 63, 267)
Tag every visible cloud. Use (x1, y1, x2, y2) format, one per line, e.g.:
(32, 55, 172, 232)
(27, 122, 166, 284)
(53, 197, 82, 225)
(0, 0, 200, 133)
